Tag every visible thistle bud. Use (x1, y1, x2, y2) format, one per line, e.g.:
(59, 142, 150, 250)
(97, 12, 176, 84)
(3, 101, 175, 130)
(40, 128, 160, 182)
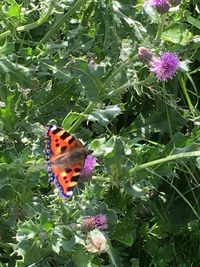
(148, 0, 170, 14)
(85, 229, 108, 253)
(81, 214, 108, 231)
(138, 47, 153, 63)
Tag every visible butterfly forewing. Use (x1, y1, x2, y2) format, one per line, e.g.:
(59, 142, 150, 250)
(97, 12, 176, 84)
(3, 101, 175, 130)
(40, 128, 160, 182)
(45, 125, 87, 199)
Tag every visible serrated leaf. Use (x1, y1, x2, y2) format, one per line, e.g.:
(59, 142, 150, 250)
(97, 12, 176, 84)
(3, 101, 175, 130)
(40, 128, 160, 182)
(70, 60, 103, 100)
(41, 60, 73, 83)
(88, 105, 122, 126)
(113, 220, 136, 246)
(0, 58, 37, 89)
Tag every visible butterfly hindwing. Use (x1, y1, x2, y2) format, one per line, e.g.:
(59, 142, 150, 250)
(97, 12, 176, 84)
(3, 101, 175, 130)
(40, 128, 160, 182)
(45, 125, 86, 199)
(52, 162, 82, 198)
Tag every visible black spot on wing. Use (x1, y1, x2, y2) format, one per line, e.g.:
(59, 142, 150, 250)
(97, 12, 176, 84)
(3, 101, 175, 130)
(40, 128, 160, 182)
(60, 132, 70, 140)
(74, 168, 81, 173)
(67, 186, 76, 192)
(61, 146, 67, 153)
(65, 168, 72, 173)
(52, 127, 62, 135)
(71, 175, 79, 182)
(68, 137, 75, 145)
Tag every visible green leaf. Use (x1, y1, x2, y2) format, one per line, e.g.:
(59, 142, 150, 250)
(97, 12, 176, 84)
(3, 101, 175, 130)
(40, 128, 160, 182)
(88, 104, 123, 126)
(0, 94, 16, 132)
(104, 136, 125, 186)
(15, 240, 41, 267)
(0, 58, 37, 89)
(52, 240, 62, 254)
(113, 218, 136, 246)
(0, 184, 15, 200)
(61, 237, 75, 252)
(70, 60, 103, 100)
(72, 244, 92, 267)
(41, 60, 73, 83)
(0, 41, 13, 56)
(62, 112, 83, 130)
(161, 26, 193, 45)
(7, 3, 21, 17)
(187, 15, 200, 30)
(124, 182, 146, 198)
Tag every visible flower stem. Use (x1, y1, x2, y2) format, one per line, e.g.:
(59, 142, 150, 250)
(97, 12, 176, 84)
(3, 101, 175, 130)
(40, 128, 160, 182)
(155, 14, 166, 42)
(178, 74, 196, 117)
(38, 0, 87, 47)
(162, 82, 173, 139)
(68, 101, 94, 132)
(106, 236, 119, 267)
(0, 30, 11, 40)
(129, 150, 200, 174)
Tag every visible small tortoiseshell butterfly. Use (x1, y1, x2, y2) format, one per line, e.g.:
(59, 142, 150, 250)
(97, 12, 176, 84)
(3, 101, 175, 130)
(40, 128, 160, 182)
(45, 125, 92, 199)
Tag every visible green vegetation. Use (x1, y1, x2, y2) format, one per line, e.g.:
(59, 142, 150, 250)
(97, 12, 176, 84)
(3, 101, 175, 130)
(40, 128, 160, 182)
(0, 0, 200, 266)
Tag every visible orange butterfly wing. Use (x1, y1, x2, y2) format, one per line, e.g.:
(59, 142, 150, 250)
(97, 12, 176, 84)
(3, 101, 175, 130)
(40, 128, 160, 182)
(45, 125, 86, 199)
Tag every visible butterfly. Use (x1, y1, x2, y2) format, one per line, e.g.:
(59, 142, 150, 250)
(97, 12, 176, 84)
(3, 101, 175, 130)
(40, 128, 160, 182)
(45, 125, 92, 199)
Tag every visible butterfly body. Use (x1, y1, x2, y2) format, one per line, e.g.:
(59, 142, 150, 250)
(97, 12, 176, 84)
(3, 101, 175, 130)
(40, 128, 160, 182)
(45, 125, 91, 199)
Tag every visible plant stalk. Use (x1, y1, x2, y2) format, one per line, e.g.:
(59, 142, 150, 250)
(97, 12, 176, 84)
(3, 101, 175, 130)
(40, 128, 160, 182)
(178, 74, 196, 117)
(155, 14, 166, 42)
(130, 150, 200, 174)
(162, 82, 173, 139)
(38, 0, 87, 46)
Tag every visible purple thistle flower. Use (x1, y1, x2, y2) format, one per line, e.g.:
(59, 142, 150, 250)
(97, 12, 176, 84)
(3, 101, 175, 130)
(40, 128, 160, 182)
(138, 47, 153, 63)
(168, 0, 181, 6)
(148, 0, 170, 14)
(81, 154, 96, 177)
(81, 214, 108, 231)
(149, 52, 180, 81)
(93, 214, 108, 230)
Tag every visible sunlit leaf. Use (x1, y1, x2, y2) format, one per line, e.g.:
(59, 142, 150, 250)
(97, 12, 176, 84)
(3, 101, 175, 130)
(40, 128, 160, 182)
(161, 26, 193, 45)
(7, 3, 21, 18)
(88, 104, 123, 126)
(62, 111, 83, 130)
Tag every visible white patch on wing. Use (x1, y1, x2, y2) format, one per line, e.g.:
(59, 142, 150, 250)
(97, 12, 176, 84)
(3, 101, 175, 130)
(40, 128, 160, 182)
(67, 190, 73, 196)
(51, 125, 57, 131)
